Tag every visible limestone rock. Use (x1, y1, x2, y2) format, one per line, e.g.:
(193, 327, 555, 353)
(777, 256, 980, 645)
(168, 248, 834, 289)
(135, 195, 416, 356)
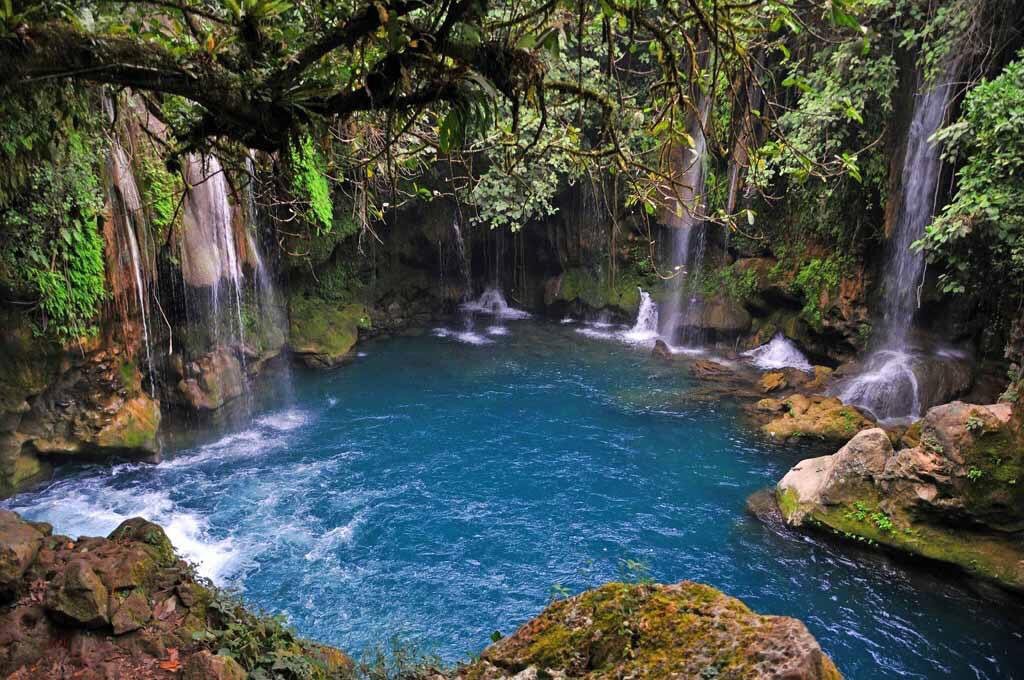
(455, 582, 841, 680)
(176, 347, 245, 411)
(775, 401, 1024, 593)
(0, 511, 43, 599)
(651, 339, 673, 361)
(761, 395, 872, 443)
(110, 590, 152, 635)
(759, 371, 788, 393)
(45, 560, 110, 628)
(94, 394, 161, 455)
(690, 359, 733, 380)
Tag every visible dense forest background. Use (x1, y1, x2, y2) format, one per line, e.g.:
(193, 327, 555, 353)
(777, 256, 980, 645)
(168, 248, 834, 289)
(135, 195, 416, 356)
(1, 0, 1024, 479)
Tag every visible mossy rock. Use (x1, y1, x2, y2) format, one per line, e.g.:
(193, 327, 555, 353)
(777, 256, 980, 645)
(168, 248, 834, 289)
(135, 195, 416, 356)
(458, 582, 841, 679)
(551, 267, 651, 316)
(288, 295, 371, 369)
(95, 395, 161, 455)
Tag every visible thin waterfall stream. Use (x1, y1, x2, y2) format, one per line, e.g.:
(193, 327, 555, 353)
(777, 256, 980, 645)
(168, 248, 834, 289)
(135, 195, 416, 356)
(836, 60, 961, 422)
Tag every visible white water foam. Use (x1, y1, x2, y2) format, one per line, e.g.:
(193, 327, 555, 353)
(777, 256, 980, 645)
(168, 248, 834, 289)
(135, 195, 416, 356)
(621, 289, 660, 345)
(837, 349, 921, 424)
(433, 327, 493, 345)
(13, 482, 240, 583)
(486, 325, 509, 336)
(303, 511, 366, 562)
(460, 288, 531, 319)
(560, 317, 575, 324)
(255, 408, 309, 431)
(743, 334, 813, 372)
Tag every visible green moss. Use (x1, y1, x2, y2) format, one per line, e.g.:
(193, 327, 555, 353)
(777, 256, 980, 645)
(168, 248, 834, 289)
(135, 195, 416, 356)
(776, 487, 800, 520)
(289, 295, 370, 367)
(557, 267, 653, 313)
(287, 135, 333, 232)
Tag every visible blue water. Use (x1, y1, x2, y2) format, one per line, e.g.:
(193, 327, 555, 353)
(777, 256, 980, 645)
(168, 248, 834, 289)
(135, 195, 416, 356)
(6, 321, 1022, 678)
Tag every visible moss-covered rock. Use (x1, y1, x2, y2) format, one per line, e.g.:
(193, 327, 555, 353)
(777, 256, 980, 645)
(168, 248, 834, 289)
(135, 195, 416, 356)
(547, 267, 651, 317)
(761, 394, 873, 443)
(456, 582, 841, 679)
(775, 402, 1024, 593)
(288, 294, 371, 368)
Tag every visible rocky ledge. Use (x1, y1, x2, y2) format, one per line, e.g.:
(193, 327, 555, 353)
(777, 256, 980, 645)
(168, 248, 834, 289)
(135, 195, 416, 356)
(0, 510, 349, 679)
(454, 582, 840, 680)
(0, 511, 842, 679)
(775, 401, 1024, 593)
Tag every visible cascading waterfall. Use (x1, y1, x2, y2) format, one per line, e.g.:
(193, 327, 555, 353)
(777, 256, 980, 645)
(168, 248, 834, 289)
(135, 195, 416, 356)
(451, 217, 472, 299)
(107, 143, 156, 396)
(182, 155, 247, 357)
(660, 95, 711, 346)
(622, 289, 660, 344)
(837, 61, 960, 422)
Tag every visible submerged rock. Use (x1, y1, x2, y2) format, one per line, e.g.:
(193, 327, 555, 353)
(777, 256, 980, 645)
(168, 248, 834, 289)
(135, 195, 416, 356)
(760, 394, 872, 443)
(0, 511, 351, 679)
(776, 401, 1024, 593)
(455, 581, 841, 679)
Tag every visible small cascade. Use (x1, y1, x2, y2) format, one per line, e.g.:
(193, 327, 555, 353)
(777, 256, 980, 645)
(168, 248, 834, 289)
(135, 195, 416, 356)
(451, 217, 472, 300)
(742, 334, 812, 372)
(660, 94, 711, 346)
(459, 288, 530, 320)
(622, 289, 660, 344)
(837, 60, 960, 422)
(106, 143, 156, 395)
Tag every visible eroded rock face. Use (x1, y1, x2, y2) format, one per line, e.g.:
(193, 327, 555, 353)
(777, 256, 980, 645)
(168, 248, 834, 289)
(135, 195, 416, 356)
(759, 394, 873, 443)
(455, 582, 841, 680)
(0, 512, 351, 679)
(0, 318, 161, 496)
(174, 346, 245, 411)
(776, 402, 1024, 593)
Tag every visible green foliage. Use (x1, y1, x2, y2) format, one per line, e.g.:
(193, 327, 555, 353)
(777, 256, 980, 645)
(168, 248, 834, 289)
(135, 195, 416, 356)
(355, 638, 442, 680)
(967, 466, 984, 482)
(698, 265, 758, 304)
(194, 590, 345, 680)
(844, 501, 894, 533)
(792, 256, 845, 329)
(0, 127, 108, 340)
(288, 135, 333, 233)
(965, 414, 985, 434)
(137, 152, 183, 243)
(916, 51, 1024, 295)
(616, 558, 653, 584)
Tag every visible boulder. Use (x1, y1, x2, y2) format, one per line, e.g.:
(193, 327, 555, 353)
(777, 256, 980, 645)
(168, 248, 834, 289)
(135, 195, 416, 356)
(0, 511, 44, 599)
(759, 371, 788, 393)
(761, 395, 873, 443)
(45, 560, 110, 628)
(289, 296, 371, 368)
(690, 359, 733, 380)
(775, 401, 1024, 593)
(455, 582, 841, 679)
(175, 347, 245, 411)
(651, 339, 673, 361)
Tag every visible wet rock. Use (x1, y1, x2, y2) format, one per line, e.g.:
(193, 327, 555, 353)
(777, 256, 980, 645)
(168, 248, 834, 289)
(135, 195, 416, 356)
(455, 582, 841, 680)
(110, 589, 151, 635)
(775, 401, 1024, 593)
(94, 394, 160, 455)
(176, 347, 244, 411)
(289, 296, 371, 369)
(651, 339, 673, 361)
(759, 371, 788, 393)
(761, 395, 872, 443)
(0, 511, 43, 599)
(690, 359, 732, 379)
(680, 294, 752, 339)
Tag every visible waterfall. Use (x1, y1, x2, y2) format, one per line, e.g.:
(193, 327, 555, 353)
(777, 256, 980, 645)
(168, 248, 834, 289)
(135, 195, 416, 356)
(660, 94, 711, 345)
(451, 217, 472, 300)
(743, 334, 813, 372)
(107, 143, 156, 396)
(836, 61, 960, 422)
(622, 289, 660, 344)
(182, 154, 247, 355)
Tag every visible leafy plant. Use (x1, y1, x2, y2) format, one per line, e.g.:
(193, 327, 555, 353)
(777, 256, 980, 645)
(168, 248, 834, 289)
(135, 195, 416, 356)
(967, 466, 984, 482)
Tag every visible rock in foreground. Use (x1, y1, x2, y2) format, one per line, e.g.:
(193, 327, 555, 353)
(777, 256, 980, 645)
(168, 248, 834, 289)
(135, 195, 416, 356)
(776, 401, 1024, 593)
(0, 510, 350, 679)
(456, 582, 841, 679)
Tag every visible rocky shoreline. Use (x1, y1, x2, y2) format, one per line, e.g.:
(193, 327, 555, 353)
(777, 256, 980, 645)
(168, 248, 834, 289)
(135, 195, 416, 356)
(0, 509, 840, 679)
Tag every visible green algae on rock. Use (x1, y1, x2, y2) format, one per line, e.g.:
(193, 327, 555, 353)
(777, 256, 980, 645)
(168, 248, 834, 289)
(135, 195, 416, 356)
(289, 295, 371, 369)
(758, 394, 872, 443)
(776, 402, 1024, 593)
(454, 582, 842, 680)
